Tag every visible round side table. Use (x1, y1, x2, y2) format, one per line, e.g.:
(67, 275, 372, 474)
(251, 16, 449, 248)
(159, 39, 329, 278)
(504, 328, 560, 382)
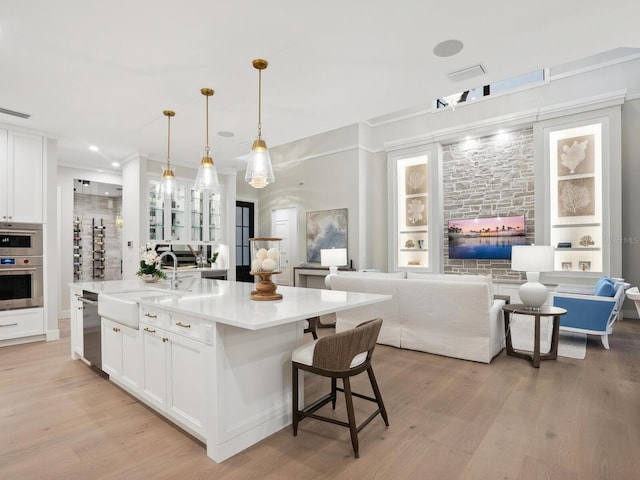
(502, 304, 567, 368)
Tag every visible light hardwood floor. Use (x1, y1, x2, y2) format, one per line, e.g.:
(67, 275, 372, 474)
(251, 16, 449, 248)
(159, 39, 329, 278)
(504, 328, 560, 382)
(1, 317, 639, 479)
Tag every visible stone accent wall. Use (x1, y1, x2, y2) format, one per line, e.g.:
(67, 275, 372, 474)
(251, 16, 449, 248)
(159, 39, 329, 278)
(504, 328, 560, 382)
(73, 194, 123, 282)
(442, 129, 535, 280)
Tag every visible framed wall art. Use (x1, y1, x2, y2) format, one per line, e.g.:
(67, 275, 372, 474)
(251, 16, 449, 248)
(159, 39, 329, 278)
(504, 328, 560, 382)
(306, 208, 348, 262)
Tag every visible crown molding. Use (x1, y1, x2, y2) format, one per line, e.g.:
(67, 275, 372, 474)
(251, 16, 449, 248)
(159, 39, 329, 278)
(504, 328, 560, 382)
(384, 90, 628, 152)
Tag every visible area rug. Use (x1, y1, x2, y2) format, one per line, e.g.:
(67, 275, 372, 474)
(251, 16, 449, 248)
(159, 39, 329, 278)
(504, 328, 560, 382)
(508, 316, 587, 360)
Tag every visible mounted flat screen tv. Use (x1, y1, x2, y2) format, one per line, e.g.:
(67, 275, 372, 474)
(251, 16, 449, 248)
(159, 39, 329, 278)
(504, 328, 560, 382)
(448, 215, 526, 260)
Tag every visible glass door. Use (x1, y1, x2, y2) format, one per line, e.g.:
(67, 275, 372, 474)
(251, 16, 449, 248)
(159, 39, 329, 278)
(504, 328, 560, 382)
(190, 189, 203, 242)
(208, 192, 221, 243)
(148, 181, 164, 241)
(170, 184, 186, 241)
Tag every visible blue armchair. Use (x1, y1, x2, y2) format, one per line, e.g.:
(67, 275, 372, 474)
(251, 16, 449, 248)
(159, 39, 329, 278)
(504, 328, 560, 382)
(552, 278, 626, 349)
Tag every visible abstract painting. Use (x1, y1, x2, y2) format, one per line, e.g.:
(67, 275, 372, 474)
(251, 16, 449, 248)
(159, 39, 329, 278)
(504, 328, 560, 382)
(306, 208, 348, 262)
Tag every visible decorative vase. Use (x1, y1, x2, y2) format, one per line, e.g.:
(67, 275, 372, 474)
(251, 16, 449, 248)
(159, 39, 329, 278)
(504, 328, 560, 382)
(140, 273, 159, 283)
(249, 237, 282, 301)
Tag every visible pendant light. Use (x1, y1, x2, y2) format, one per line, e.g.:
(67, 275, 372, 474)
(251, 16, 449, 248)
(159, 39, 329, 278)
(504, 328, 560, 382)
(245, 58, 275, 189)
(194, 88, 220, 192)
(160, 110, 177, 199)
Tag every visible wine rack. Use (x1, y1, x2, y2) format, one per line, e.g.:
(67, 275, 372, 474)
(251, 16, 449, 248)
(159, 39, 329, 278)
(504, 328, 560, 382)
(92, 218, 106, 279)
(73, 216, 82, 280)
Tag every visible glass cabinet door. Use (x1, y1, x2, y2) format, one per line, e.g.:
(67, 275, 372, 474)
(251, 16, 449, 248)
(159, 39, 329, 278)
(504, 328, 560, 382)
(208, 192, 221, 243)
(148, 181, 164, 241)
(190, 189, 203, 242)
(171, 184, 186, 241)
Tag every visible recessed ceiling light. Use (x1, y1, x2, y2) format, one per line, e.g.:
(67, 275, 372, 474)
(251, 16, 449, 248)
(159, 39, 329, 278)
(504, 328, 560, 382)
(112, 162, 120, 167)
(89, 145, 99, 152)
(217, 131, 234, 138)
(433, 39, 464, 58)
(105, 191, 109, 195)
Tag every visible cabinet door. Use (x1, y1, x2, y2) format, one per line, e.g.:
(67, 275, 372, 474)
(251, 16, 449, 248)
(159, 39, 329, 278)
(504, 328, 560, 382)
(120, 324, 142, 392)
(140, 323, 168, 411)
(166, 332, 206, 436)
(0, 130, 7, 218)
(7, 131, 43, 222)
(70, 291, 84, 359)
(102, 319, 123, 378)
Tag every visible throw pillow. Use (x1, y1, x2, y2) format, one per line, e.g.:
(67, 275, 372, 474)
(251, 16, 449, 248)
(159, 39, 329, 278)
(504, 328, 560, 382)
(595, 281, 617, 297)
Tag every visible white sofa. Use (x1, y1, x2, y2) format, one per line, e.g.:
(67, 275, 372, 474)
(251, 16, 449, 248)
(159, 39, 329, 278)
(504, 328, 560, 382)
(331, 271, 506, 364)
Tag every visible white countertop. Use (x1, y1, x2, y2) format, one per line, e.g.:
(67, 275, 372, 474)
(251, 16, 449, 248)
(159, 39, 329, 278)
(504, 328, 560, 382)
(72, 278, 391, 331)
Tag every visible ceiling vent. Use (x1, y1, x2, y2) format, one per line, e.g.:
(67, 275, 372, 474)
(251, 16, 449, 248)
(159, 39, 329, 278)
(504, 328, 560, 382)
(447, 64, 486, 83)
(0, 107, 31, 119)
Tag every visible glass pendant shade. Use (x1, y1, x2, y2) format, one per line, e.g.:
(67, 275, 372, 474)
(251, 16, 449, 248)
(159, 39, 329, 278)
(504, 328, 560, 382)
(160, 164, 177, 198)
(194, 88, 220, 192)
(245, 59, 275, 189)
(160, 109, 177, 199)
(194, 152, 220, 192)
(245, 139, 275, 189)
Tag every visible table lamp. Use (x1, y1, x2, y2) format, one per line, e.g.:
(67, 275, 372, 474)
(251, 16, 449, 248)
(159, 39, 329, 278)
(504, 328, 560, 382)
(321, 248, 347, 288)
(511, 245, 555, 309)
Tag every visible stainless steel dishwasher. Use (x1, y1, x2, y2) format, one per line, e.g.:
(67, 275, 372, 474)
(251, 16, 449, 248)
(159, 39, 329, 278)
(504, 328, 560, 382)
(79, 290, 101, 371)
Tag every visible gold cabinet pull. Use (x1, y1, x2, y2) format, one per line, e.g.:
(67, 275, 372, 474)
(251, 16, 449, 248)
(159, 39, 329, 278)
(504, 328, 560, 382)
(175, 321, 191, 328)
(144, 313, 158, 318)
(143, 327, 156, 333)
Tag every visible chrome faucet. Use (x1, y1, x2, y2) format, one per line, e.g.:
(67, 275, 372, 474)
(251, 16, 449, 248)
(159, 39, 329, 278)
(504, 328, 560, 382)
(158, 251, 179, 289)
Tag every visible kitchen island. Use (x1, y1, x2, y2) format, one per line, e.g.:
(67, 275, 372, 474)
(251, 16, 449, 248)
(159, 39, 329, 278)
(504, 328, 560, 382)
(69, 277, 391, 463)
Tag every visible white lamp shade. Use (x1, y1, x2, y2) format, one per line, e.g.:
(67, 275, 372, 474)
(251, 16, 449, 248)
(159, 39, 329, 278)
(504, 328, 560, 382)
(194, 156, 220, 192)
(511, 245, 555, 273)
(320, 248, 347, 267)
(245, 142, 275, 189)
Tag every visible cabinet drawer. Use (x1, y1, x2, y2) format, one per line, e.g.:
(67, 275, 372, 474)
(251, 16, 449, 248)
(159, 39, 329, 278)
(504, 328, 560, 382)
(0, 308, 44, 340)
(167, 313, 212, 344)
(139, 305, 166, 328)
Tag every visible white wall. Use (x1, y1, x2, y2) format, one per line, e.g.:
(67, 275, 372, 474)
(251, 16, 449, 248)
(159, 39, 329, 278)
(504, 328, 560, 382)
(257, 124, 366, 269)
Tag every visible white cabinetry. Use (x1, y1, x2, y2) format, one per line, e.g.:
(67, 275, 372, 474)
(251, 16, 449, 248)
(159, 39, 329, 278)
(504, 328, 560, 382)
(139, 305, 207, 438)
(0, 308, 44, 343)
(0, 129, 43, 222)
(148, 179, 222, 243)
(70, 289, 84, 359)
(101, 318, 141, 393)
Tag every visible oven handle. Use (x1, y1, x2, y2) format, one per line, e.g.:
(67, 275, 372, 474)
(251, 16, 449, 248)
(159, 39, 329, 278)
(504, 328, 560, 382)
(79, 297, 98, 306)
(0, 230, 38, 236)
(0, 267, 37, 273)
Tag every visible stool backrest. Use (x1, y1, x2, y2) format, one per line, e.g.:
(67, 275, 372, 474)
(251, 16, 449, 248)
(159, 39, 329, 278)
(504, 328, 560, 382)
(312, 318, 383, 371)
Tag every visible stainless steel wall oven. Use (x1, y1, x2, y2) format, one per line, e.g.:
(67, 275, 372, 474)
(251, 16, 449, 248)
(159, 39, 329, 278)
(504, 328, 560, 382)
(0, 223, 43, 310)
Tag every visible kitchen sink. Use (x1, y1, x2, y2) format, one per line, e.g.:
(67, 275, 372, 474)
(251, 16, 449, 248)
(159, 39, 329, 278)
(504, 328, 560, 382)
(98, 289, 184, 329)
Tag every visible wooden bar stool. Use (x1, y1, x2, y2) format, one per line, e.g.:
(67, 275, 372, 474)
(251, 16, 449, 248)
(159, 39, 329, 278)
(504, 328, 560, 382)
(291, 318, 388, 458)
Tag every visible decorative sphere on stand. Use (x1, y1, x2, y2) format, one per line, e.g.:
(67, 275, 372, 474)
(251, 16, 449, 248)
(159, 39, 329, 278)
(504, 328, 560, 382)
(249, 238, 282, 300)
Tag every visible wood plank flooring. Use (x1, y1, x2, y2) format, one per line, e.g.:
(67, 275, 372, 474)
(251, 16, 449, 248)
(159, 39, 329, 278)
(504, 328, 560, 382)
(1, 317, 639, 479)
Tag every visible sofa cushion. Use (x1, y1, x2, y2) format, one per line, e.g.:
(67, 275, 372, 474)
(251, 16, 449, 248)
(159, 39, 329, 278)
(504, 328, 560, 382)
(338, 271, 407, 279)
(407, 272, 489, 282)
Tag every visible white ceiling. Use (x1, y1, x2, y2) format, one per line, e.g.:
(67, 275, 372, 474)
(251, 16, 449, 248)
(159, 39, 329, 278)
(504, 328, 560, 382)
(1, 1, 638, 175)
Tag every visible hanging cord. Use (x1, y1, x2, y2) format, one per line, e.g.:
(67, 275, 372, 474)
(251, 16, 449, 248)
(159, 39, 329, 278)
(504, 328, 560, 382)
(257, 67, 262, 140)
(205, 93, 210, 155)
